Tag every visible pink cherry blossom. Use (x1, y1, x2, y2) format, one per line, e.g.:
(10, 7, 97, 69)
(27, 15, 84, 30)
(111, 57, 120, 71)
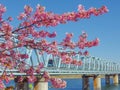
(26, 67, 34, 75)
(101, 6, 109, 13)
(71, 59, 77, 65)
(78, 4, 85, 12)
(18, 54, 29, 59)
(24, 5, 33, 14)
(1, 72, 10, 83)
(27, 75, 37, 83)
(8, 16, 13, 21)
(77, 60, 82, 66)
(50, 78, 66, 88)
(9, 73, 14, 79)
(35, 63, 44, 73)
(18, 12, 26, 20)
(83, 50, 89, 56)
(17, 76, 24, 82)
(36, 4, 45, 13)
(61, 55, 72, 64)
(0, 4, 6, 14)
(93, 38, 99, 46)
(48, 32, 57, 38)
(61, 33, 75, 48)
(42, 71, 50, 82)
(6, 40, 13, 48)
(39, 30, 48, 38)
(0, 4, 107, 89)
(0, 79, 5, 89)
(78, 42, 85, 49)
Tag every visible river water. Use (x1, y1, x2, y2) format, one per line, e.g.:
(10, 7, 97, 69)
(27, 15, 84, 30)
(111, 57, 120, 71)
(3, 78, 120, 90)
(49, 78, 120, 90)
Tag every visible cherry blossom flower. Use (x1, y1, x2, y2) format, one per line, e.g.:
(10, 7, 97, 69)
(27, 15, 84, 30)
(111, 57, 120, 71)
(93, 38, 99, 46)
(0, 79, 5, 89)
(42, 71, 50, 82)
(39, 30, 48, 38)
(77, 60, 82, 66)
(35, 63, 44, 73)
(0, 4, 107, 89)
(0, 4, 6, 14)
(8, 16, 13, 21)
(48, 32, 57, 38)
(83, 50, 89, 56)
(36, 4, 45, 13)
(71, 59, 77, 65)
(78, 4, 85, 12)
(101, 6, 109, 13)
(61, 55, 72, 64)
(27, 75, 37, 83)
(17, 76, 24, 82)
(18, 13, 26, 20)
(24, 5, 33, 14)
(26, 67, 34, 75)
(50, 78, 66, 88)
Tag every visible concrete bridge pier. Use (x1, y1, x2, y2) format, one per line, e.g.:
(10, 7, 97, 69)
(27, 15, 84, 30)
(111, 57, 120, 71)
(93, 76, 101, 90)
(105, 75, 110, 85)
(14, 78, 29, 90)
(23, 80, 29, 90)
(34, 78, 48, 90)
(14, 82, 21, 90)
(113, 74, 119, 84)
(82, 75, 89, 90)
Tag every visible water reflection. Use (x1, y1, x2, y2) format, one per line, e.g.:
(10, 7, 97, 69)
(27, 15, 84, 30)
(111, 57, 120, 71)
(49, 78, 120, 90)
(102, 84, 120, 90)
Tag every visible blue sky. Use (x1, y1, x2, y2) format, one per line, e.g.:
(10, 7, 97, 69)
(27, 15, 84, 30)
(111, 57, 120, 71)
(0, 0, 120, 61)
